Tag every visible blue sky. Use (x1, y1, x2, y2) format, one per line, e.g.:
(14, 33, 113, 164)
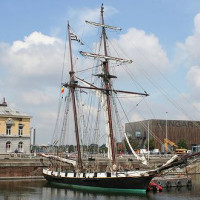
(0, 0, 200, 145)
(1, 1, 199, 44)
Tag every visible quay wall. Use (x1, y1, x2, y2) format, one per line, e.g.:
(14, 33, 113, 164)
(0, 155, 200, 179)
(0, 157, 46, 179)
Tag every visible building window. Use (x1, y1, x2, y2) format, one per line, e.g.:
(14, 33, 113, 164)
(6, 141, 11, 152)
(6, 125, 11, 135)
(135, 131, 141, 138)
(18, 124, 24, 136)
(18, 142, 23, 152)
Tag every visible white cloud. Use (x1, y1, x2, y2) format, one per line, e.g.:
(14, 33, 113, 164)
(172, 13, 200, 121)
(104, 27, 170, 97)
(1, 31, 64, 77)
(112, 28, 169, 70)
(0, 32, 66, 144)
(176, 12, 200, 97)
(187, 65, 200, 88)
(177, 13, 200, 67)
(2, 9, 200, 144)
(194, 13, 200, 34)
(11, 32, 59, 52)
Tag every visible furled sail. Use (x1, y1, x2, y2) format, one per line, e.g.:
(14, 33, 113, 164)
(85, 20, 122, 30)
(124, 132, 148, 165)
(80, 51, 133, 64)
(39, 153, 76, 166)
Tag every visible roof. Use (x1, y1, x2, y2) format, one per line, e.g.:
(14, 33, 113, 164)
(0, 105, 31, 118)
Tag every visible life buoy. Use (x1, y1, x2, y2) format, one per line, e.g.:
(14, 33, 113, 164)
(187, 179, 192, 186)
(157, 181, 162, 186)
(166, 181, 172, 188)
(176, 180, 182, 187)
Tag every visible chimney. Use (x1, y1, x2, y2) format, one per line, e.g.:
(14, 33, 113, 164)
(1, 97, 7, 106)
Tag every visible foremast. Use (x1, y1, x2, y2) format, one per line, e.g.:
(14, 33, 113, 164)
(67, 23, 83, 171)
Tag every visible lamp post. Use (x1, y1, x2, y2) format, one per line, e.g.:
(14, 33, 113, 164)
(30, 127, 33, 153)
(165, 112, 168, 154)
(147, 120, 150, 161)
(30, 127, 36, 153)
(166, 112, 168, 140)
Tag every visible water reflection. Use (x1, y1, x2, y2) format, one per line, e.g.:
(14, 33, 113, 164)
(42, 183, 148, 200)
(0, 175, 200, 200)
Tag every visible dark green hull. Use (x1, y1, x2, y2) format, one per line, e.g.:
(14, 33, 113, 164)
(44, 173, 153, 194)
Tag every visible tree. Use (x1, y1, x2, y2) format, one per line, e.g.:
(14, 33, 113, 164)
(88, 144, 98, 154)
(123, 136, 139, 153)
(68, 145, 74, 153)
(99, 144, 108, 153)
(145, 138, 155, 150)
(177, 139, 188, 149)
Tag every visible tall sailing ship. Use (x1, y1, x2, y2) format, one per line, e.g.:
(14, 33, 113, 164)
(41, 4, 186, 193)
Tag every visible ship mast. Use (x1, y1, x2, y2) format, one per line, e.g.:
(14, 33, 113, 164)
(79, 4, 149, 167)
(67, 23, 83, 170)
(100, 5, 116, 165)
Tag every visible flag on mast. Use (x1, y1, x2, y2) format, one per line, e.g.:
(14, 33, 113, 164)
(69, 29, 84, 45)
(61, 86, 64, 93)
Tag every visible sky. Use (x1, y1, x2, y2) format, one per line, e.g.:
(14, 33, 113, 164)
(0, 0, 200, 145)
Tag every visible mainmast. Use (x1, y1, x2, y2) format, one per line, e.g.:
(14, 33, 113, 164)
(100, 4, 116, 166)
(67, 23, 82, 170)
(79, 4, 149, 167)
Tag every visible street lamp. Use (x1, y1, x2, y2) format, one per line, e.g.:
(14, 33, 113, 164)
(165, 112, 168, 154)
(166, 112, 168, 140)
(147, 120, 150, 161)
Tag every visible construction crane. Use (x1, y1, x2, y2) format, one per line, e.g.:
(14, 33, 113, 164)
(164, 138, 178, 153)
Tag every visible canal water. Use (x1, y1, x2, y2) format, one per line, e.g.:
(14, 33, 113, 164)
(0, 174, 200, 200)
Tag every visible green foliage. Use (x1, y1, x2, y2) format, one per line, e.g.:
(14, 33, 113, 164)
(99, 144, 108, 153)
(88, 144, 98, 154)
(68, 145, 75, 153)
(145, 138, 155, 150)
(177, 139, 188, 149)
(123, 136, 139, 153)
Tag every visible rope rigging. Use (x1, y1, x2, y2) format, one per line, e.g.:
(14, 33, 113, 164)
(50, 6, 200, 162)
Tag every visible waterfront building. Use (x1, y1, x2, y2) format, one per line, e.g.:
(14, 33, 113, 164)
(125, 119, 200, 152)
(0, 98, 31, 153)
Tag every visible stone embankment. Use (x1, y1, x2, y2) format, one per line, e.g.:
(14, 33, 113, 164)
(0, 154, 199, 179)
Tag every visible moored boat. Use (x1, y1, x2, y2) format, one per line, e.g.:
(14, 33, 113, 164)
(40, 4, 190, 193)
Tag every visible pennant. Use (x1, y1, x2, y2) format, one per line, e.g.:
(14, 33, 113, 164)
(70, 29, 84, 45)
(61, 86, 64, 93)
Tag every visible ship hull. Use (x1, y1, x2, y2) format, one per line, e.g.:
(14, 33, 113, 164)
(43, 173, 153, 193)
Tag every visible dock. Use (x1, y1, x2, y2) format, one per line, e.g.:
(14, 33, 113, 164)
(152, 175, 192, 188)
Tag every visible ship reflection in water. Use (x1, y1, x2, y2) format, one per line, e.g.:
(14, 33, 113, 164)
(0, 174, 200, 200)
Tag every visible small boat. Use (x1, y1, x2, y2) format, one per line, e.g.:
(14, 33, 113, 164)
(147, 182, 163, 192)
